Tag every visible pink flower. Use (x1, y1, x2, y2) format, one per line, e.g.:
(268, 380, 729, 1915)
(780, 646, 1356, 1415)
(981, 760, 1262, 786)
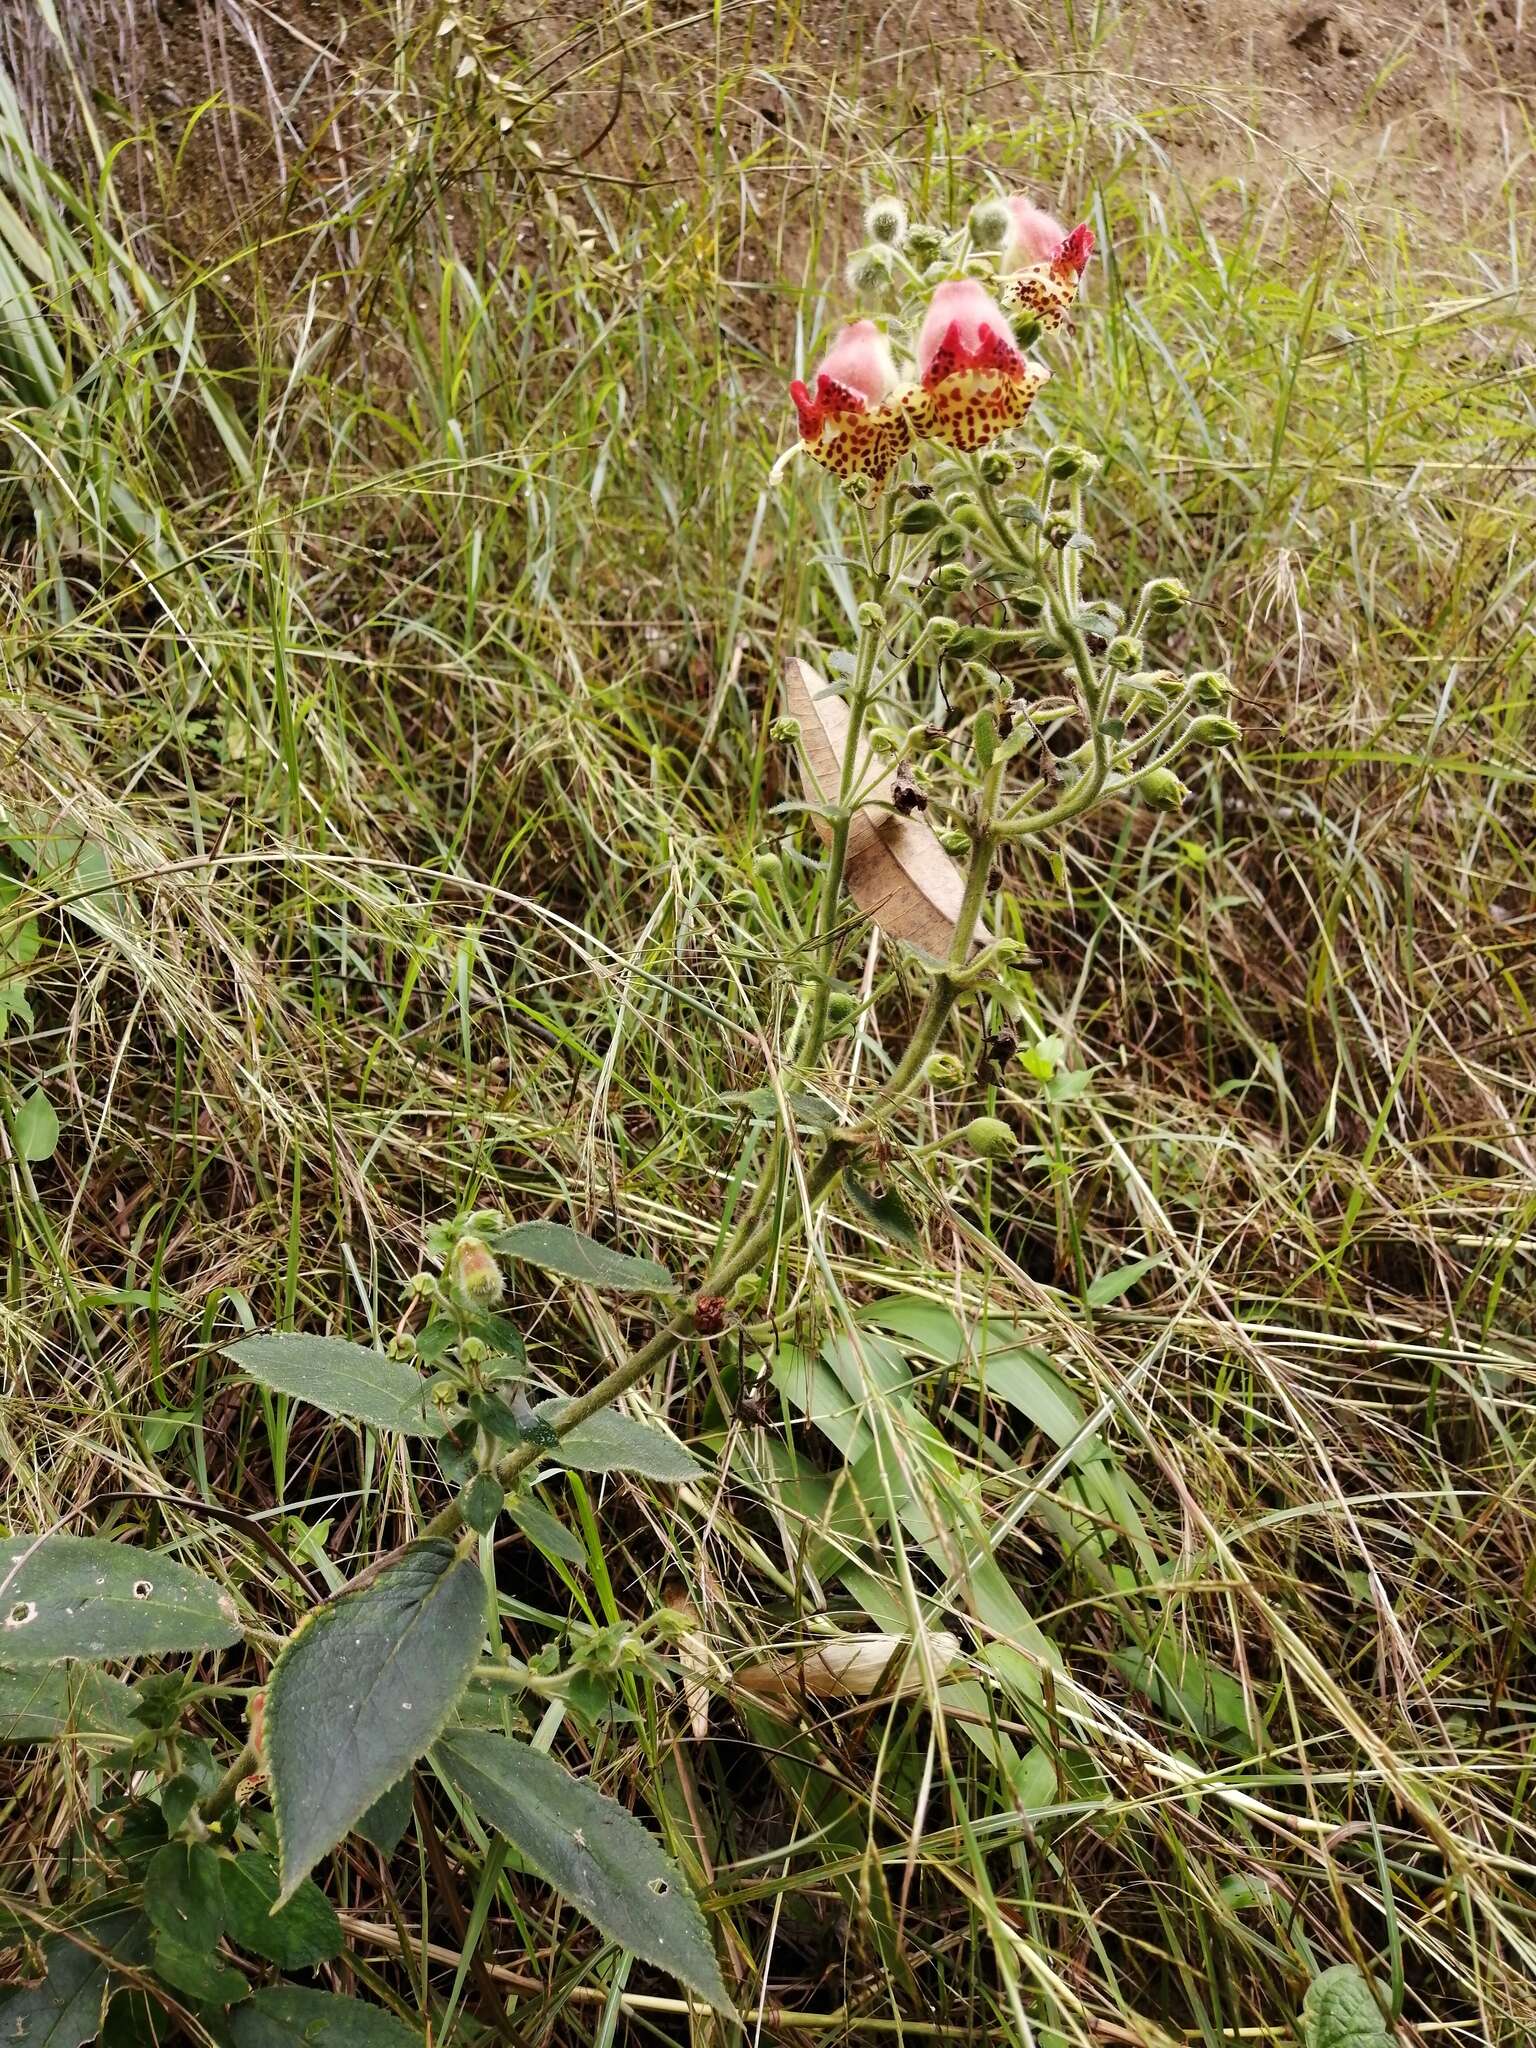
(1002, 196, 1069, 270)
(914, 279, 1048, 452)
(789, 320, 921, 492)
(1001, 222, 1095, 333)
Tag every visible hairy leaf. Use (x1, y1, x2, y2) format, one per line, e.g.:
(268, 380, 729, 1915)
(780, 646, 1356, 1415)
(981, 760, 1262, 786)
(535, 1400, 702, 1481)
(489, 1222, 675, 1295)
(223, 1335, 445, 1437)
(221, 1852, 342, 1969)
(267, 1540, 483, 1902)
(435, 1730, 732, 2012)
(229, 1987, 422, 2046)
(1301, 1965, 1395, 2047)
(0, 1533, 241, 1666)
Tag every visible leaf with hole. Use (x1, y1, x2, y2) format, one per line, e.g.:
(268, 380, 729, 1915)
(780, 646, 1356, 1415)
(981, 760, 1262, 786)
(783, 656, 981, 963)
(435, 1730, 733, 2012)
(266, 1539, 484, 1903)
(488, 1222, 675, 1295)
(535, 1400, 703, 1481)
(0, 1533, 241, 1666)
(222, 1335, 446, 1436)
(229, 1986, 423, 2046)
(1301, 1965, 1395, 2047)
(220, 1852, 342, 1969)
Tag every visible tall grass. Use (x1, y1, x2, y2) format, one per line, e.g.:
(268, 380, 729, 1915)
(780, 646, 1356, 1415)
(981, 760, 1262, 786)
(3, 3, 1535, 2042)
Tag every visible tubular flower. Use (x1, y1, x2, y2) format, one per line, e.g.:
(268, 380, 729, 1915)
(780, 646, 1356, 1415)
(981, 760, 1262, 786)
(788, 319, 926, 493)
(915, 278, 1049, 453)
(1000, 222, 1095, 334)
(1001, 196, 1069, 269)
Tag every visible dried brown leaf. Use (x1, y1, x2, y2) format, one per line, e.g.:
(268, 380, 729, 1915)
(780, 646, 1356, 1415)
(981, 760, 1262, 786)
(783, 657, 980, 962)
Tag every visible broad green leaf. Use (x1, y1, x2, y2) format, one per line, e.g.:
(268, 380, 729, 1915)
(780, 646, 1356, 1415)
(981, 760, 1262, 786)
(11, 1084, 59, 1163)
(460, 1472, 503, 1534)
(230, 1986, 422, 2046)
(535, 1400, 702, 1482)
(842, 1171, 920, 1250)
(267, 1540, 484, 1902)
(0, 1533, 241, 1666)
(145, 1840, 224, 1953)
(436, 1730, 733, 2013)
(222, 1335, 445, 1437)
(220, 1852, 342, 1968)
(354, 1776, 413, 1855)
(489, 1222, 675, 1295)
(508, 1497, 587, 1566)
(1301, 1964, 1394, 2047)
(0, 1912, 148, 2047)
(0, 1662, 136, 1742)
(1111, 1643, 1255, 1756)
(149, 1935, 247, 2004)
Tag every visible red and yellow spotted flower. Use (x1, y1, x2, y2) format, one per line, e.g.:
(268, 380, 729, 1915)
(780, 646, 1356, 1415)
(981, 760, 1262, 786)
(788, 319, 926, 494)
(1000, 222, 1095, 334)
(915, 278, 1050, 454)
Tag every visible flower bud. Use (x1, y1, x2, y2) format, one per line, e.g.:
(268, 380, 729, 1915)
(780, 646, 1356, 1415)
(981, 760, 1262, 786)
(825, 988, 860, 1026)
(729, 1269, 765, 1309)
(1045, 443, 1091, 481)
(1137, 766, 1189, 812)
(923, 1052, 965, 1086)
(388, 1334, 416, 1360)
(968, 197, 1012, 250)
(927, 616, 961, 649)
(407, 1271, 437, 1300)
(458, 1335, 489, 1366)
(449, 1235, 504, 1311)
(895, 498, 947, 534)
(931, 561, 969, 592)
(751, 850, 783, 881)
(845, 244, 893, 294)
(1130, 668, 1182, 701)
(1011, 314, 1043, 350)
(977, 449, 1013, 484)
(951, 502, 984, 532)
(1106, 634, 1143, 671)
(867, 725, 902, 757)
(769, 715, 802, 743)
(938, 827, 970, 856)
(960, 1115, 1017, 1160)
(905, 223, 943, 257)
(856, 600, 885, 631)
(1188, 714, 1241, 748)
(863, 196, 908, 245)
(1143, 576, 1190, 615)
(1043, 514, 1075, 550)
(724, 887, 756, 910)
(1190, 669, 1231, 706)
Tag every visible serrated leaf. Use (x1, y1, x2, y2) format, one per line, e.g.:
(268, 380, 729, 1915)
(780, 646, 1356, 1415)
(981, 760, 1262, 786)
(489, 1222, 675, 1295)
(534, 1400, 702, 1482)
(354, 1775, 413, 1855)
(229, 1987, 423, 2046)
(222, 1335, 446, 1436)
(145, 1840, 224, 1953)
(784, 656, 982, 963)
(12, 1084, 59, 1162)
(0, 1533, 241, 1666)
(436, 1731, 733, 2013)
(1301, 1964, 1395, 2047)
(220, 1852, 342, 1968)
(0, 1661, 137, 1743)
(0, 1912, 147, 2047)
(267, 1540, 484, 1903)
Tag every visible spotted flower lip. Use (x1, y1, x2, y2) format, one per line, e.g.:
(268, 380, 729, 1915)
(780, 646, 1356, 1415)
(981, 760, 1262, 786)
(1000, 221, 1095, 333)
(789, 319, 923, 493)
(916, 278, 1049, 453)
(1001, 196, 1069, 270)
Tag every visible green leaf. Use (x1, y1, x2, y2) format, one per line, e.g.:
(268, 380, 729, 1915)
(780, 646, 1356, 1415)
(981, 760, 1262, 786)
(0, 1662, 136, 1742)
(1301, 1965, 1394, 2047)
(149, 1934, 247, 2005)
(11, 1084, 59, 1163)
(489, 1222, 675, 1295)
(508, 1497, 587, 1566)
(724, 1087, 840, 1132)
(461, 1472, 503, 1534)
(101, 1990, 179, 2046)
(354, 1775, 413, 1855)
(222, 1335, 446, 1436)
(0, 1533, 241, 1666)
(221, 1851, 342, 1968)
(229, 1986, 423, 2046)
(843, 1171, 920, 1250)
(145, 1840, 225, 1953)
(1084, 1256, 1158, 1308)
(535, 1401, 702, 1482)
(0, 1912, 147, 2047)
(435, 1730, 733, 2013)
(266, 1539, 484, 1903)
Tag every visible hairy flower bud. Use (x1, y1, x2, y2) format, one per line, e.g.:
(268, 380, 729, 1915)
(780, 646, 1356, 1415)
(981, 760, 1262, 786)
(960, 1115, 1017, 1160)
(856, 600, 885, 631)
(825, 988, 860, 1026)
(845, 244, 894, 293)
(449, 1235, 504, 1311)
(1137, 766, 1189, 812)
(1043, 513, 1076, 550)
(1106, 634, 1143, 671)
(769, 715, 801, 743)
(867, 724, 902, 757)
(864, 195, 909, 245)
(1045, 443, 1091, 481)
(1188, 714, 1242, 748)
(968, 197, 1012, 251)
(1143, 576, 1190, 615)
(977, 449, 1013, 484)
(927, 616, 961, 649)
(923, 1052, 965, 1086)
(931, 561, 969, 592)
(905, 223, 943, 257)
(751, 850, 783, 881)
(1190, 669, 1231, 706)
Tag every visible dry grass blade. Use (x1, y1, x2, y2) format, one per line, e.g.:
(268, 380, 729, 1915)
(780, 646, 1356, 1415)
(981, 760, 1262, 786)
(784, 656, 979, 961)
